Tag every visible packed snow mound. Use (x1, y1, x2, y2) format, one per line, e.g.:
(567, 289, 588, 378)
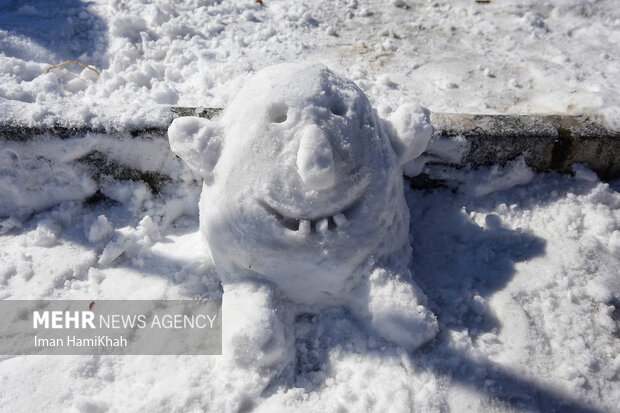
(168, 62, 436, 368)
(0, 144, 97, 217)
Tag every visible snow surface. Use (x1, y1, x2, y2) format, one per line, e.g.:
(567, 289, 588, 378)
(1, 167, 618, 412)
(1, 0, 620, 412)
(1, 0, 620, 127)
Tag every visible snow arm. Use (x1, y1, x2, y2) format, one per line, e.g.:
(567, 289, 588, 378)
(168, 116, 223, 180)
(384, 103, 433, 167)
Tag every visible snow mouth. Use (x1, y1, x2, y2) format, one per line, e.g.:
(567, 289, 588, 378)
(258, 200, 353, 234)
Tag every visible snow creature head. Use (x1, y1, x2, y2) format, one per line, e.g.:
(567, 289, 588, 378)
(168, 63, 432, 305)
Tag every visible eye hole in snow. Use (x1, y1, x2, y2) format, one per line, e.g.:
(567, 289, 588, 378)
(329, 98, 347, 116)
(267, 102, 288, 123)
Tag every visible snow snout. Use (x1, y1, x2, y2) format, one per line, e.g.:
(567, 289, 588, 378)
(296, 125, 336, 191)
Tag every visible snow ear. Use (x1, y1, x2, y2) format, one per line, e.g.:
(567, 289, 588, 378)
(168, 117, 223, 178)
(385, 103, 433, 167)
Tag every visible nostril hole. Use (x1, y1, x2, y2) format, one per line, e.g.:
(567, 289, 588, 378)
(330, 98, 347, 116)
(267, 102, 288, 123)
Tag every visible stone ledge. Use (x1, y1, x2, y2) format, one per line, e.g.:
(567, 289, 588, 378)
(1, 108, 618, 183)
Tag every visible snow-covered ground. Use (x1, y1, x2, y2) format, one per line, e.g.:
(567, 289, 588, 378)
(2, 0, 620, 126)
(1, 0, 619, 412)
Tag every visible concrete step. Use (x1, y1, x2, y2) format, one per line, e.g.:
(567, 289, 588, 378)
(1, 108, 618, 189)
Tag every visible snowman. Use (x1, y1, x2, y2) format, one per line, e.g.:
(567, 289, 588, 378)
(168, 62, 438, 370)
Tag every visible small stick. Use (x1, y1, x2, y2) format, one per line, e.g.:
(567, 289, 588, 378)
(46, 61, 100, 76)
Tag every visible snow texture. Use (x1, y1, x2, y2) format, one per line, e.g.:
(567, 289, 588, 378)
(0, 133, 182, 217)
(1, 0, 620, 412)
(2, 0, 620, 128)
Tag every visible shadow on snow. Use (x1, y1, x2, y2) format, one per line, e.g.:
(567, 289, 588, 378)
(3, 174, 608, 412)
(0, 0, 107, 66)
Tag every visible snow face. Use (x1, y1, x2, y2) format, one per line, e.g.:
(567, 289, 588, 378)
(168, 62, 437, 356)
(169, 63, 433, 303)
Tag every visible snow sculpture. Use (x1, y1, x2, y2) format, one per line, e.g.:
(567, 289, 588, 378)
(168, 63, 438, 368)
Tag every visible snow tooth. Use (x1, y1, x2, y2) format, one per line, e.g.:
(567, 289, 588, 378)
(298, 219, 310, 235)
(333, 213, 349, 228)
(317, 218, 329, 233)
